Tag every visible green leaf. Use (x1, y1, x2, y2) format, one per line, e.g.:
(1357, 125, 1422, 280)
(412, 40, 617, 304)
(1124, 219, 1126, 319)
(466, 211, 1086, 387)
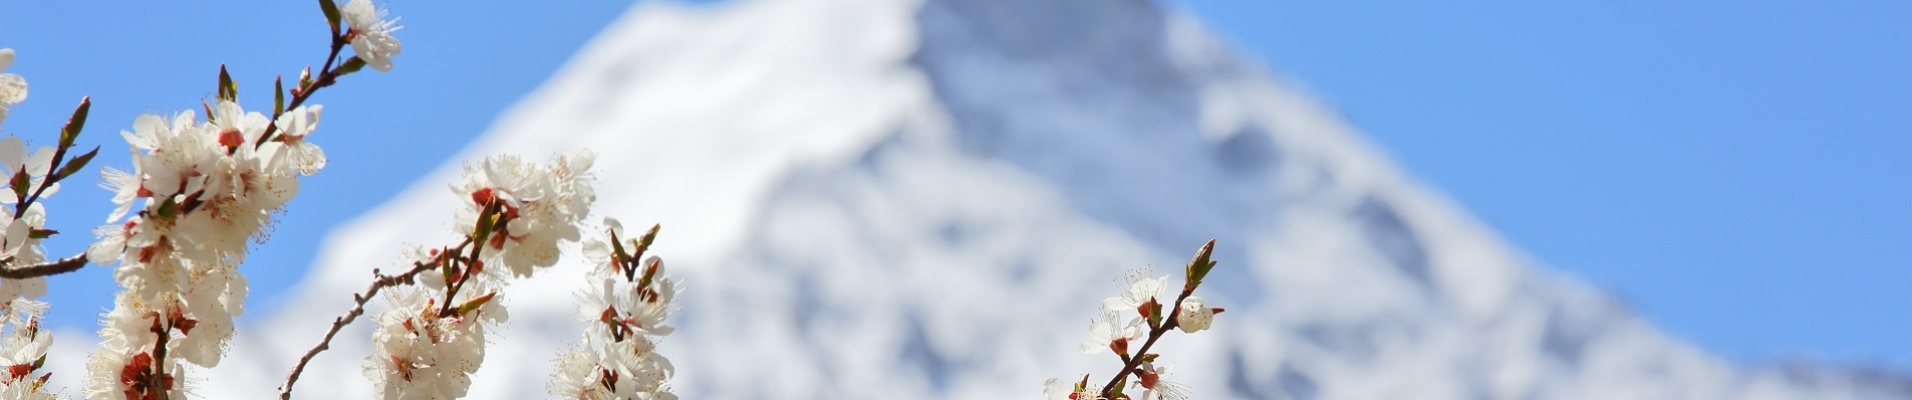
(27, 229, 55, 240)
(319, 0, 342, 35)
(274, 76, 286, 116)
(637, 257, 661, 292)
(470, 203, 500, 246)
(58, 97, 90, 149)
(608, 227, 628, 260)
(336, 56, 367, 76)
(54, 146, 99, 181)
(472, 215, 493, 242)
(218, 64, 238, 102)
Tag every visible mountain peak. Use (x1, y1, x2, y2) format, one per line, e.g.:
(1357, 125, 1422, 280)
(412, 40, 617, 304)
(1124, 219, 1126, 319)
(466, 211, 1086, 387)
(54, 0, 1905, 398)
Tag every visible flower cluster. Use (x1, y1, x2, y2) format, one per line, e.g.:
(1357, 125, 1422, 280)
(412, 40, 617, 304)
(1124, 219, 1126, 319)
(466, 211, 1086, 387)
(1049, 240, 1223, 400)
(82, 100, 326, 399)
(0, 137, 55, 302)
(450, 151, 597, 277)
(362, 285, 495, 400)
(549, 217, 678, 400)
(0, 300, 57, 400)
(0, 48, 24, 127)
(361, 151, 599, 399)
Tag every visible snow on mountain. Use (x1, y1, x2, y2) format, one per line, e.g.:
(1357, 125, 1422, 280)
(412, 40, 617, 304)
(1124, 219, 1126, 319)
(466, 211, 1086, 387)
(41, 0, 1912, 398)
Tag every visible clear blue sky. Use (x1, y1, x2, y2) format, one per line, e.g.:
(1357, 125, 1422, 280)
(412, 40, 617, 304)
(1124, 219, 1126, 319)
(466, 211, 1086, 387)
(1175, 1, 1912, 368)
(2, 0, 1907, 370)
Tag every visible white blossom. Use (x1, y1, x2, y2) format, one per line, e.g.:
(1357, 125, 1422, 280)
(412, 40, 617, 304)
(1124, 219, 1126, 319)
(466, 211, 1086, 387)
(0, 49, 24, 127)
(1078, 316, 1142, 355)
(1102, 272, 1168, 313)
(579, 217, 624, 274)
(206, 99, 269, 152)
(271, 105, 326, 175)
(170, 264, 245, 367)
(0, 383, 57, 400)
(342, 0, 404, 72)
(0, 136, 58, 204)
(0, 204, 49, 302)
(98, 166, 140, 223)
(1175, 296, 1215, 333)
(1043, 376, 1101, 400)
(119, 110, 211, 200)
(1135, 362, 1189, 400)
(548, 342, 614, 400)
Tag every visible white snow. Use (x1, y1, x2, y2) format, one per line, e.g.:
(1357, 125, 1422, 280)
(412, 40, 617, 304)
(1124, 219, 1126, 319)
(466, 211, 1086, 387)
(40, 0, 1912, 398)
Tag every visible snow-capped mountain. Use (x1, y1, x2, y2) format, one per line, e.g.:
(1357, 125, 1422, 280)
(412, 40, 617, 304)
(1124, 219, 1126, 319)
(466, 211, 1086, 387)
(44, 0, 1909, 398)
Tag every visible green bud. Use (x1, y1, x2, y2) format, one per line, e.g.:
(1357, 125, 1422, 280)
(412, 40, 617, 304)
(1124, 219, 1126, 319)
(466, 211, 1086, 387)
(218, 64, 238, 102)
(58, 97, 90, 149)
(1184, 239, 1216, 291)
(455, 292, 498, 316)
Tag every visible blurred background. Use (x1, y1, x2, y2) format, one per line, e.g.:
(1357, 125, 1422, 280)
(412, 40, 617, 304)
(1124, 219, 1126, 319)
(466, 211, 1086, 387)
(0, 0, 1907, 384)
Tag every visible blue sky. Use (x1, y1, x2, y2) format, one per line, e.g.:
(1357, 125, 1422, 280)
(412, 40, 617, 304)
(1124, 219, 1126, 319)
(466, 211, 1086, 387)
(2, 0, 1907, 370)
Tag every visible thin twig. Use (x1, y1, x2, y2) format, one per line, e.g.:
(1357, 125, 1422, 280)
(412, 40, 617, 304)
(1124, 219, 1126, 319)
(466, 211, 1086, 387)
(0, 253, 89, 280)
(437, 201, 499, 318)
(255, 33, 347, 148)
(278, 239, 467, 400)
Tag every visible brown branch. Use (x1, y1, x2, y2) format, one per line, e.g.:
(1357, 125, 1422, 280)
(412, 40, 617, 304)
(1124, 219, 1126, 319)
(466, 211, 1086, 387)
(15, 147, 67, 218)
(434, 238, 487, 318)
(151, 313, 172, 400)
(0, 253, 89, 280)
(278, 239, 467, 400)
(1099, 240, 1215, 398)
